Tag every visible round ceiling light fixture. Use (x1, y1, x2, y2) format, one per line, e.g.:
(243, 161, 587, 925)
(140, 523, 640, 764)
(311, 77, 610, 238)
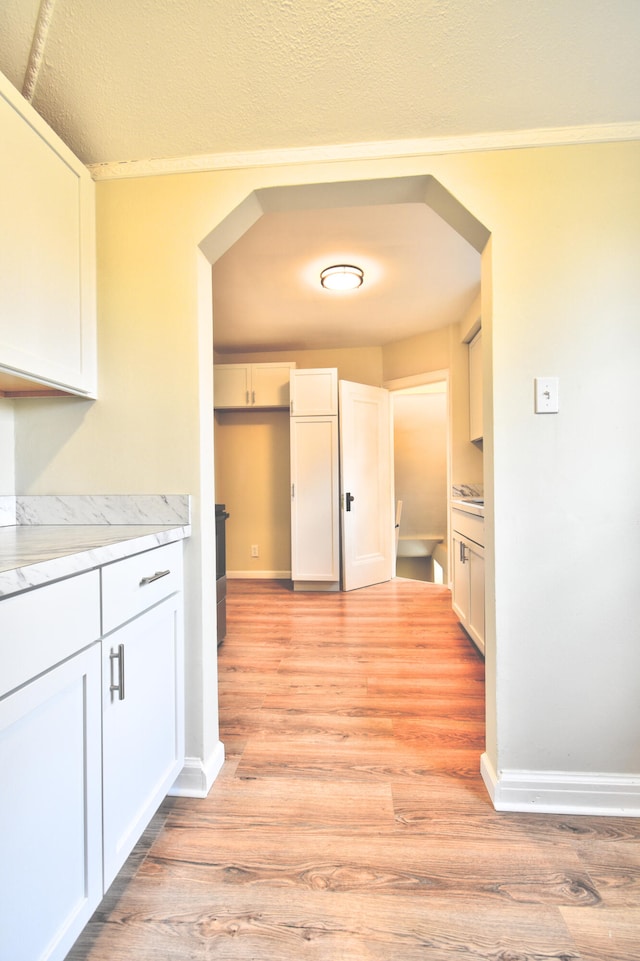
(320, 264, 364, 291)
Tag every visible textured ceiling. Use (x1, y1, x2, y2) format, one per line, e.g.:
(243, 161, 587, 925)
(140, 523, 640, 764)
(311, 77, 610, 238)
(0, 0, 638, 166)
(1, 0, 636, 353)
(212, 202, 480, 353)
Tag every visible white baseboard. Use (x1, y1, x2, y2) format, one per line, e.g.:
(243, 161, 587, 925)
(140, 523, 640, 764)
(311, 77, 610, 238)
(170, 741, 225, 798)
(481, 752, 640, 817)
(228, 570, 290, 579)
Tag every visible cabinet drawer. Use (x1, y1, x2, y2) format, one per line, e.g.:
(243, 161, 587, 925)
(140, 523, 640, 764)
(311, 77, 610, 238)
(0, 571, 101, 699)
(102, 541, 183, 635)
(451, 509, 484, 547)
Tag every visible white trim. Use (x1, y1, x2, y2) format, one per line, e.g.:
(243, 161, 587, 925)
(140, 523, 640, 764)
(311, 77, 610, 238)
(481, 752, 640, 817)
(228, 569, 290, 579)
(87, 122, 640, 181)
(170, 741, 225, 798)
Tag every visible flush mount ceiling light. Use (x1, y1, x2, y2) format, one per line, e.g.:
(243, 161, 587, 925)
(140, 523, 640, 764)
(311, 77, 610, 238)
(320, 264, 364, 291)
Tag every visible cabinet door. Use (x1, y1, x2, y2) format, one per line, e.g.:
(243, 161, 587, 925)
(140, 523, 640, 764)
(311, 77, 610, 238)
(0, 72, 96, 397)
(290, 368, 338, 415)
(0, 645, 102, 961)
(251, 363, 295, 407)
(467, 542, 485, 654)
(102, 593, 184, 890)
(214, 364, 250, 408)
(290, 415, 339, 582)
(451, 532, 470, 625)
(469, 330, 483, 442)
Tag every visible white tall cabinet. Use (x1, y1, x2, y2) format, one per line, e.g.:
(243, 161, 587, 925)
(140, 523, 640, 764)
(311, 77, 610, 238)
(290, 369, 340, 589)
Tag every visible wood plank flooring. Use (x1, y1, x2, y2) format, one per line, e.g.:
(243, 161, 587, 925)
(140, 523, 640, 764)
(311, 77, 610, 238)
(69, 578, 640, 961)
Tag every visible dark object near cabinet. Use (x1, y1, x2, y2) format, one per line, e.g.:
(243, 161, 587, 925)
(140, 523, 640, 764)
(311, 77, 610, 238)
(215, 504, 229, 646)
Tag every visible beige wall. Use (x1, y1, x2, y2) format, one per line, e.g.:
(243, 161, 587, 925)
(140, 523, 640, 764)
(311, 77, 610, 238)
(215, 409, 290, 574)
(381, 323, 483, 491)
(11, 139, 640, 805)
(215, 346, 384, 385)
(0, 402, 15, 494)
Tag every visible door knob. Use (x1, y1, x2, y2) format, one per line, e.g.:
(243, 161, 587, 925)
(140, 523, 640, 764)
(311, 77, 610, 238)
(345, 492, 355, 511)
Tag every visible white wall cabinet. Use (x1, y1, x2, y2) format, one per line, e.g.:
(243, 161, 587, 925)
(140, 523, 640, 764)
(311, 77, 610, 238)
(0, 70, 96, 398)
(101, 542, 184, 889)
(214, 362, 295, 409)
(0, 575, 102, 961)
(469, 330, 483, 442)
(290, 369, 340, 589)
(451, 507, 485, 654)
(290, 367, 338, 416)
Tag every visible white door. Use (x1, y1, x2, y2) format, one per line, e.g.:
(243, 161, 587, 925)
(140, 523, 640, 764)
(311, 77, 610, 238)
(339, 380, 394, 591)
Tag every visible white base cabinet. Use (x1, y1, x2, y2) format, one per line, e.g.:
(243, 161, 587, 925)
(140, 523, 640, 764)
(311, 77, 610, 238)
(0, 539, 185, 961)
(0, 578, 102, 961)
(451, 507, 485, 654)
(102, 593, 184, 888)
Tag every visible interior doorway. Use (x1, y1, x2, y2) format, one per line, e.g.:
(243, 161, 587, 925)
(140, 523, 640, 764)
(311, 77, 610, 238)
(386, 369, 450, 586)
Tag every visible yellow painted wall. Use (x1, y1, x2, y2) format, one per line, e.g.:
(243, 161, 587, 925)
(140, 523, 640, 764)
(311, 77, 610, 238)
(11, 140, 640, 795)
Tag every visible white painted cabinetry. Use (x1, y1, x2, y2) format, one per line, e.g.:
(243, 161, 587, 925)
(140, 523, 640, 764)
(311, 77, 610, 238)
(214, 362, 295, 408)
(0, 70, 96, 397)
(469, 330, 483, 442)
(451, 506, 485, 654)
(0, 573, 102, 961)
(0, 540, 185, 960)
(290, 369, 340, 589)
(101, 542, 184, 889)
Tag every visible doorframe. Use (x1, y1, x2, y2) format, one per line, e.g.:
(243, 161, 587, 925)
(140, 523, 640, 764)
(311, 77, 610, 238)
(383, 368, 451, 585)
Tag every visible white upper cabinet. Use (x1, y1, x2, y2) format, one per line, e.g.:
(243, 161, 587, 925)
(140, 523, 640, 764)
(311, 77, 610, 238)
(469, 329, 483, 442)
(214, 362, 295, 409)
(0, 71, 96, 397)
(290, 367, 338, 416)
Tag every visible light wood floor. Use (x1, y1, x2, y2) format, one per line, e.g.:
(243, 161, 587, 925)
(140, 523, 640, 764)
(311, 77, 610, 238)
(69, 578, 640, 961)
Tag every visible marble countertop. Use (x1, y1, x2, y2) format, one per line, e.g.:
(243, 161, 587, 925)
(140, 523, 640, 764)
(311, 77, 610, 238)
(0, 523, 191, 598)
(450, 498, 485, 518)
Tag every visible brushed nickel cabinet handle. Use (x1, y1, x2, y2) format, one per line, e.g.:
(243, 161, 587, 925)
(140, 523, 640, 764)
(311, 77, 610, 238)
(110, 644, 125, 701)
(139, 569, 170, 586)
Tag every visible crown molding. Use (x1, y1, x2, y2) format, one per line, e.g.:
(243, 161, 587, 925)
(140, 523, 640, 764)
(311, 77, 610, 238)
(87, 121, 640, 181)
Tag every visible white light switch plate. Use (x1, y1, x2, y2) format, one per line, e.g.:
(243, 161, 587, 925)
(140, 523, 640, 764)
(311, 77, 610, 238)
(534, 377, 559, 413)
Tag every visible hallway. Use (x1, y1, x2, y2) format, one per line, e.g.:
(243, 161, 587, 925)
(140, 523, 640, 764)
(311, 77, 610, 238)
(70, 578, 639, 960)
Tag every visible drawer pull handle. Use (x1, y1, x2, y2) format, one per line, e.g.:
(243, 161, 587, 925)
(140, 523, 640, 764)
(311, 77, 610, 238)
(110, 644, 125, 701)
(139, 569, 170, 586)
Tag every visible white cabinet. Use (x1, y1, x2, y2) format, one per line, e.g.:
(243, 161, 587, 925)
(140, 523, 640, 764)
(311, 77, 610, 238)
(0, 70, 96, 398)
(0, 576, 102, 961)
(214, 362, 295, 409)
(469, 330, 483, 442)
(290, 369, 340, 588)
(101, 541, 184, 890)
(0, 539, 185, 958)
(290, 367, 338, 415)
(451, 507, 485, 654)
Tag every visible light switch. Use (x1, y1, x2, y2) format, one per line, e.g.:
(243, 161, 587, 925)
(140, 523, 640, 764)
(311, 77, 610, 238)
(534, 377, 559, 413)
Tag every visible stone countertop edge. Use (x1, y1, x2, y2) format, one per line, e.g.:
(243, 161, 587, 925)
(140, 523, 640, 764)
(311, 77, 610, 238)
(450, 498, 485, 518)
(0, 524, 191, 599)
